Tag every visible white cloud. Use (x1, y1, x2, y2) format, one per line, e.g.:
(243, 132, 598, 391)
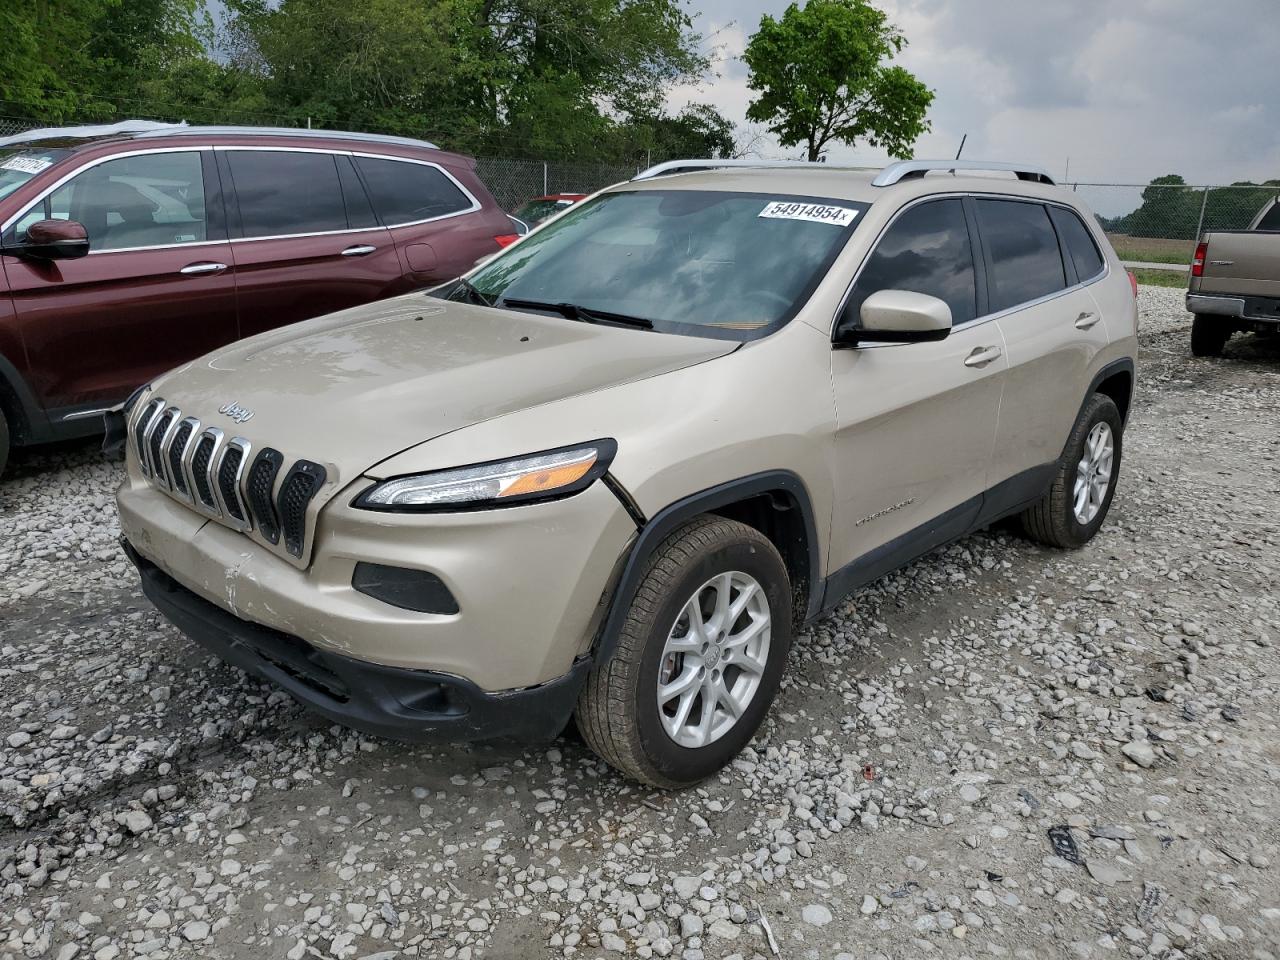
(668, 0, 1280, 185)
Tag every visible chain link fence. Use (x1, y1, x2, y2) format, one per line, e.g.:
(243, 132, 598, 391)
(473, 156, 638, 210)
(1072, 183, 1280, 267)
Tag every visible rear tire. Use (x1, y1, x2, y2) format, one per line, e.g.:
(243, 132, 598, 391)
(1019, 393, 1122, 549)
(1191, 314, 1230, 357)
(576, 515, 792, 788)
(0, 407, 9, 478)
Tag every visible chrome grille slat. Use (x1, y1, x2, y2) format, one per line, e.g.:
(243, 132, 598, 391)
(166, 417, 198, 501)
(190, 428, 223, 514)
(215, 438, 253, 531)
(278, 461, 327, 558)
(146, 407, 179, 486)
(134, 399, 166, 478)
(245, 449, 284, 545)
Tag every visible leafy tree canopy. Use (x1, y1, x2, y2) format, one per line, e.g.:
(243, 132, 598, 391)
(0, 0, 731, 165)
(743, 0, 933, 162)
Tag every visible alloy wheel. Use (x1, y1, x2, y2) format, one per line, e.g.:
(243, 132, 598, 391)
(656, 571, 771, 748)
(1073, 421, 1114, 525)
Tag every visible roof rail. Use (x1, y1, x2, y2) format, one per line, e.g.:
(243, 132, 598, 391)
(633, 158, 874, 181)
(133, 125, 439, 150)
(872, 159, 1055, 187)
(0, 119, 185, 147)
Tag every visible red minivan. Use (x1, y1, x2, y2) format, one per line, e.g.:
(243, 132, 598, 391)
(0, 121, 517, 474)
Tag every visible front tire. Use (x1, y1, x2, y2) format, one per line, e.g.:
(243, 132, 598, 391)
(1191, 314, 1230, 357)
(1019, 393, 1123, 549)
(576, 516, 792, 788)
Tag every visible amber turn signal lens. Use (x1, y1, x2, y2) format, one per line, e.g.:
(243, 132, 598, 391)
(498, 455, 596, 498)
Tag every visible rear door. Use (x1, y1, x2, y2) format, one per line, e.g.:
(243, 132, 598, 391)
(352, 154, 504, 284)
(220, 148, 401, 339)
(0, 147, 238, 414)
(979, 197, 1112, 493)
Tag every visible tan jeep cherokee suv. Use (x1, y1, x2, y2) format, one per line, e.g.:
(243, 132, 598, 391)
(115, 159, 1137, 788)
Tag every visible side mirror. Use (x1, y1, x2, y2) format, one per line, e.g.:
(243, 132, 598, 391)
(15, 220, 91, 260)
(834, 289, 952, 347)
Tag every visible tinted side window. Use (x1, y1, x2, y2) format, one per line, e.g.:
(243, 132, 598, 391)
(845, 198, 977, 326)
(355, 157, 473, 225)
(1256, 201, 1280, 232)
(1049, 206, 1104, 281)
(976, 199, 1066, 312)
(16, 151, 207, 251)
(228, 151, 348, 238)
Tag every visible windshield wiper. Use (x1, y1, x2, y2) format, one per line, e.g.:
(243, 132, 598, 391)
(497, 297, 653, 330)
(452, 277, 494, 307)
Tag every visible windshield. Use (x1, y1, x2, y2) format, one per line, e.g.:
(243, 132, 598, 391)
(0, 148, 70, 201)
(468, 189, 867, 338)
(513, 197, 577, 225)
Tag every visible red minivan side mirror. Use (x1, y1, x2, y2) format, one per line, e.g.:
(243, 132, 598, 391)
(17, 219, 91, 260)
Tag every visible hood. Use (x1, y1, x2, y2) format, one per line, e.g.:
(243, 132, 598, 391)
(152, 294, 737, 485)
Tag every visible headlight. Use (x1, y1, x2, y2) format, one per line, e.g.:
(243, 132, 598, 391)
(354, 440, 617, 511)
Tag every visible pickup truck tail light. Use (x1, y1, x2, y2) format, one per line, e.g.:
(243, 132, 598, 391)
(494, 234, 519, 248)
(1126, 270, 1138, 298)
(1191, 241, 1207, 277)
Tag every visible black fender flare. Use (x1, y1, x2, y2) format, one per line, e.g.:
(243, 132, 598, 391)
(591, 470, 822, 667)
(1073, 357, 1135, 440)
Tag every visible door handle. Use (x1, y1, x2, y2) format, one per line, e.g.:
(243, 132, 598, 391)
(179, 262, 228, 276)
(963, 346, 1002, 368)
(341, 245, 377, 257)
(1074, 311, 1100, 330)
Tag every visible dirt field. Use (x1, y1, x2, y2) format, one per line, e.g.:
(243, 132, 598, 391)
(2, 286, 1279, 960)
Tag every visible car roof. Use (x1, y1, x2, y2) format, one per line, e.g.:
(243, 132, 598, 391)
(0, 119, 444, 155)
(615, 159, 1074, 208)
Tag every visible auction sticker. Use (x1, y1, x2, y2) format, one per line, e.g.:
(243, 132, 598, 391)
(759, 201, 858, 226)
(0, 156, 54, 175)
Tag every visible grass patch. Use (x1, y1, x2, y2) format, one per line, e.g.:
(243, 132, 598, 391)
(1106, 235, 1193, 265)
(1131, 268, 1188, 289)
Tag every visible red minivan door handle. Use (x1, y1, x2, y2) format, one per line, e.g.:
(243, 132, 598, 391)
(179, 262, 228, 276)
(341, 244, 377, 257)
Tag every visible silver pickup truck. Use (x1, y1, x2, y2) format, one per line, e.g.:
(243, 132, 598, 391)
(1188, 197, 1280, 356)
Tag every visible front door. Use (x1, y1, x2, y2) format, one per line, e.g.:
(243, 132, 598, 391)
(1, 148, 237, 414)
(218, 149, 401, 340)
(828, 197, 1005, 583)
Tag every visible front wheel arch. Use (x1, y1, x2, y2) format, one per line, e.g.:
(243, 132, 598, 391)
(593, 471, 820, 668)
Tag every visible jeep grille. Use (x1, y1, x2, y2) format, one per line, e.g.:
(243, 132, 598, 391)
(128, 398, 328, 562)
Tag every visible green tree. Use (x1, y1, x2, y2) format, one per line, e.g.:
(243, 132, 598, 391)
(629, 103, 737, 161)
(216, 0, 708, 161)
(742, 0, 933, 162)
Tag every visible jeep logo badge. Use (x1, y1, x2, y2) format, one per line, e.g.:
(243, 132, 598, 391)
(218, 401, 255, 425)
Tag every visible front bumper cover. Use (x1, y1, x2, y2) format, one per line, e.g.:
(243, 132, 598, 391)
(125, 540, 586, 743)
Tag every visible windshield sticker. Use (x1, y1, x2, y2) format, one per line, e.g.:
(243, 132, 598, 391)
(759, 201, 858, 226)
(0, 156, 53, 175)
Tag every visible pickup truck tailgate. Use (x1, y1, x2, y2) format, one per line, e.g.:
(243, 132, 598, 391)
(1196, 231, 1280, 298)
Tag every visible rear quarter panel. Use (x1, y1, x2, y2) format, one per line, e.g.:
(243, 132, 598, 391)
(389, 160, 511, 286)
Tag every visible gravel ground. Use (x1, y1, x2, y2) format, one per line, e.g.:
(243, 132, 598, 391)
(2, 285, 1279, 960)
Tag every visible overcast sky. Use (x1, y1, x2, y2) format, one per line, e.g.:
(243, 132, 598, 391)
(668, 0, 1280, 186)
